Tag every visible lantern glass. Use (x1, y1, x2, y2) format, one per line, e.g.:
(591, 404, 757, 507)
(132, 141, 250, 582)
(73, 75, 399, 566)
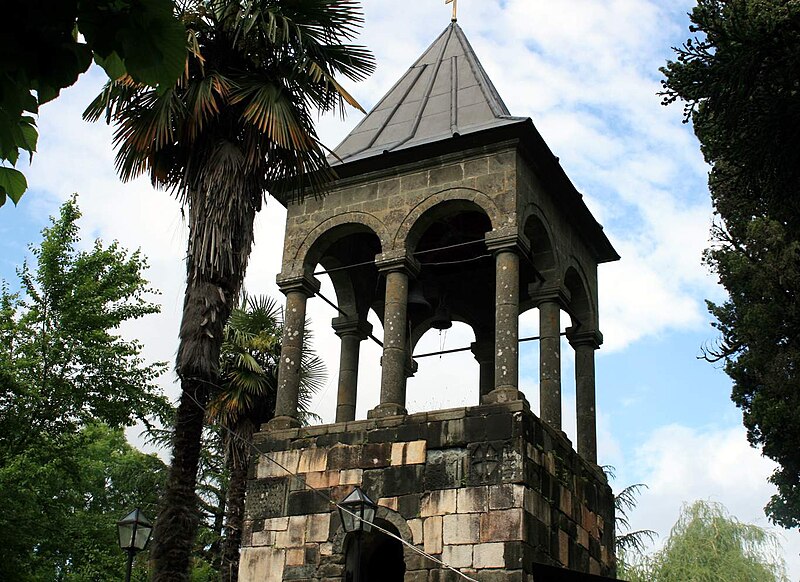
(117, 508, 154, 551)
(338, 487, 377, 533)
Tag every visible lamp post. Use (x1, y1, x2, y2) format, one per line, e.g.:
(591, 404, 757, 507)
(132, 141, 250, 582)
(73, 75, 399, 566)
(116, 508, 154, 582)
(338, 487, 377, 582)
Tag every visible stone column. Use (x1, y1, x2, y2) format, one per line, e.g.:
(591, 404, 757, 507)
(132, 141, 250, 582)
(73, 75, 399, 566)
(484, 233, 528, 404)
(369, 254, 419, 418)
(332, 317, 372, 423)
(471, 340, 495, 402)
(570, 330, 602, 464)
(538, 291, 564, 430)
(269, 275, 320, 429)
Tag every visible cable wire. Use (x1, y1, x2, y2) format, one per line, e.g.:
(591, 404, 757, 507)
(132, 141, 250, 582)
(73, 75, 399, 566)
(180, 382, 480, 582)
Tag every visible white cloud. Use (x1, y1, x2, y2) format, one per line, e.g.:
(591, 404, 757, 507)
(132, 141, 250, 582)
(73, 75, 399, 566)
(619, 424, 800, 578)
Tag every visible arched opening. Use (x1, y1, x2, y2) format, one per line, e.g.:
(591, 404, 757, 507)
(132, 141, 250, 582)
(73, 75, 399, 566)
(343, 519, 405, 582)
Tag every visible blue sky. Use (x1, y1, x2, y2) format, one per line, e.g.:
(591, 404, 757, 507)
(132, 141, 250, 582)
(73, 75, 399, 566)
(2, 0, 797, 575)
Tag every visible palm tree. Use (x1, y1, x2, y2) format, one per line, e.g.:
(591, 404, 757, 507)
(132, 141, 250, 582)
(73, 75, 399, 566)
(84, 2, 374, 579)
(209, 294, 325, 581)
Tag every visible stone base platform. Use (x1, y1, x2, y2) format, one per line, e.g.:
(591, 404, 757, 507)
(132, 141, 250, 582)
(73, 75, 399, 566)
(240, 401, 616, 581)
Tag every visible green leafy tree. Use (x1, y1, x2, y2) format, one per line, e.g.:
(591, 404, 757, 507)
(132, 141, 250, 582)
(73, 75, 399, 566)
(0, 0, 186, 206)
(620, 500, 788, 582)
(210, 294, 325, 581)
(661, 0, 800, 527)
(0, 196, 167, 451)
(0, 197, 169, 578)
(83, 2, 374, 578)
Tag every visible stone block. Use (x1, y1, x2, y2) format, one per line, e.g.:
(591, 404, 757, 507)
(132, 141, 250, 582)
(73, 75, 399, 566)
(489, 483, 524, 510)
(443, 513, 480, 545)
(408, 518, 424, 544)
(287, 489, 331, 516)
(420, 489, 457, 517)
(238, 547, 285, 582)
(430, 164, 464, 185)
(442, 544, 473, 568)
(305, 470, 340, 489)
(298, 448, 328, 473)
(425, 448, 468, 490)
(524, 488, 550, 527)
(258, 449, 300, 478)
(391, 440, 427, 465)
(283, 564, 316, 580)
(306, 513, 331, 543)
(360, 442, 392, 468)
(456, 487, 487, 514)
(285, 547, 305, 566)
(423, 515, 443, 555)
(263, 517, 290, 531)
(558, 530, 569, 567)
(251, 529, 275, 547)
(326, 444, 362, 471)
(398, 493, 422, 519)
(405, 570, 429, 582)
(379, 496, 399, 511)
(245, 478, 288, 520)
(480, 509, 523, 542)
(275, 515, 307, 548)
(473, 542, 505, 568)
(339, 468, 363, 486)
(559, 487, 573, 515)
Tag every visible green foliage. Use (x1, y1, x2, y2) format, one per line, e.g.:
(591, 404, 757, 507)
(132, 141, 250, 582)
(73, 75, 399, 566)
(0, 197, 169, 578)
(620, 501, 788, 582)
(661, 0, 800, 527)
(0, 423, 168, 581)
(0, 0, 186, 206)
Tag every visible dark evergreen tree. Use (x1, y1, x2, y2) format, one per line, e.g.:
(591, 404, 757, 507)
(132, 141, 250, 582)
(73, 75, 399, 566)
(661, 0, 800, 528)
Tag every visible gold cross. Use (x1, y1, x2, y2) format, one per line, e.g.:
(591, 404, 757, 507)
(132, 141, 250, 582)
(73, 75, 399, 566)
(445, 0, 458, 21)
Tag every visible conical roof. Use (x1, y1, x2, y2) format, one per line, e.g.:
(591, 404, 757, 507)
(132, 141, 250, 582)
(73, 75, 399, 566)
(330, 22, 526, 165)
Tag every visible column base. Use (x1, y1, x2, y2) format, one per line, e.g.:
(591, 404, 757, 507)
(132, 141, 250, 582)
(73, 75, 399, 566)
(367, 403, 408, 419)
(265, 416, 302, 430)
(483, 387, 526, 405)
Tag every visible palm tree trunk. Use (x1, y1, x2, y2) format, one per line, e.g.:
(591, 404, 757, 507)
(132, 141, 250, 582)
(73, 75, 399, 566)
(151, 187, 259, 581)
(220, 435, 250, 582)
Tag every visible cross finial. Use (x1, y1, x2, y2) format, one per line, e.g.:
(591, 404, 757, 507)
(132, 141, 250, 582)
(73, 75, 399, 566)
(445, 0, 458, 22)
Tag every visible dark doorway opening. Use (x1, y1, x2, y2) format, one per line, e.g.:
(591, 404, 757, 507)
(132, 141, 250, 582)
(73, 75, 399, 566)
(344, 519, 405, 582)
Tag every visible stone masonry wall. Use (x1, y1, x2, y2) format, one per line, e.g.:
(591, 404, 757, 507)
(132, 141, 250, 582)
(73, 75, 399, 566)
(239, 401, 616, 581)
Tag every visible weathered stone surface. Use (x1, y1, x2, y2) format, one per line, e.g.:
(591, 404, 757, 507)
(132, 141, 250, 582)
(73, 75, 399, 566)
(423, 515, 443, 555)
(480, 509, 524, 542)
(239, 547, 285, 582)
(391, 440, 427, 465)
(443, 513, 480, 545)
(473, 542, 505, 568)
(442, 544, 473, 568)
(457, 486, 488, 514)
(241, 406, 616, 581)
(420, 489, 457, 517)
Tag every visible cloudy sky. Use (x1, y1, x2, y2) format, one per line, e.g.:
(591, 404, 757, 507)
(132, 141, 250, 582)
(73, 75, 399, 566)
(2, 0, 798, 575)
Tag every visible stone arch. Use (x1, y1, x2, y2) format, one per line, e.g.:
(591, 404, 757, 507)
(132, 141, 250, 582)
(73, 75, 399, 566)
(563, 262, 596, 331)
(394, 187, 503, 251)
(331, 506, 414, 556)
(292, 212, 390, 274)
(521, 205, 558, 274)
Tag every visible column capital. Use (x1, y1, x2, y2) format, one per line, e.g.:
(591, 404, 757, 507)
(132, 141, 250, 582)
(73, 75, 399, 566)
(375, 250, 420, 277)
(485, 230, 531, 257)
(332, 316, 373, 340)
(567, 327, 603, 349)
(532, 285, 570, 308)
(276, 273, 320, 297)
(470, 340, 494, 363)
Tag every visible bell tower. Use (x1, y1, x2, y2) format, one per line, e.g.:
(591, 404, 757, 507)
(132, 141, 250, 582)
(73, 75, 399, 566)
(240, 21, 620, 582)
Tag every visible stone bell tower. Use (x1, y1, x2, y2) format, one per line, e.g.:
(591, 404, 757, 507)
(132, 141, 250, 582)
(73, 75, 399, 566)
(240, 20, 620, 582)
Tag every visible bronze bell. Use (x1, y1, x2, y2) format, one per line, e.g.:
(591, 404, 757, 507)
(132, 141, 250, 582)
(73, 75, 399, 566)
(430, 302, 452, 330)
(407, 282, 432, 313)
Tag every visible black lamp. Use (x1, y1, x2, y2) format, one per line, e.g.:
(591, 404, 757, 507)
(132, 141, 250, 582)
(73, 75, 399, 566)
(338, 487, 377, 533)
(117, 508, 153, 582)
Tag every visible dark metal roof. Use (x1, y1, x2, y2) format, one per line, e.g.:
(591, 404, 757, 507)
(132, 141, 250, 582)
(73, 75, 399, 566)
(329, 22, 526, 165)
(326, 22, 620, 265)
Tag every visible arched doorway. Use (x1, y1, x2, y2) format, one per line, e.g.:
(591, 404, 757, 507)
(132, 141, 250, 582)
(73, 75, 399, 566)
(343, 519, 405, 582)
